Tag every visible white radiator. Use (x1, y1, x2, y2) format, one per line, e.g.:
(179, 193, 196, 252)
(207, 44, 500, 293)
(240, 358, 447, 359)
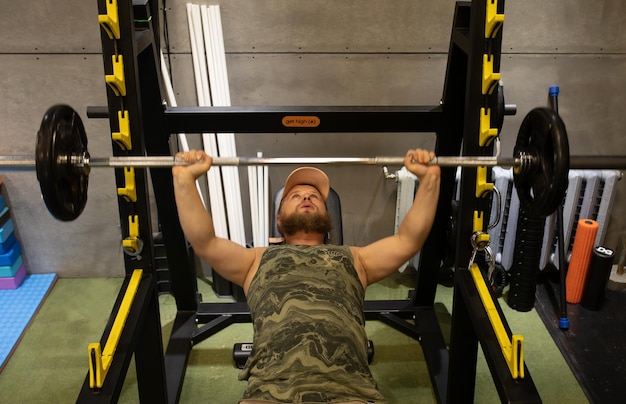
(488, 168, 620, 271)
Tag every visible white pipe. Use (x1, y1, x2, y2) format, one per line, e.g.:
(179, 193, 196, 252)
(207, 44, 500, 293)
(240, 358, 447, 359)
(186, 4, 205, 106)
(203, 5, 235, 243)
(263, 163, 269, 245)
(257, 153, 264, 246)
(211, 6, 232, 106)
(201, 5, 218, 106)
(207, 6, 241, 243)
(159, 50, 207, 209)
(159, 49, 187, 151)
(201, 4, 234, 241)
(219, 7, 246, 246)
(187, 3, 228, 238)
(192, 5, 211, 106)
(248, 166, 259, 247)
(204, 5, 247, 246)
(198, 27, 229, 239)
(255, 152, 267, 246)
(209, 6, 225, 105)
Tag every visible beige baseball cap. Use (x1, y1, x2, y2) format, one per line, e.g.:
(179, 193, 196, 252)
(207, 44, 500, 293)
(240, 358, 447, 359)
(282, 167, 330, 202)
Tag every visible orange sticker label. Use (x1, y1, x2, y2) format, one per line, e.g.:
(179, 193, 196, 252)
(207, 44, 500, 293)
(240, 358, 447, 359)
(282, 116, 320, 128)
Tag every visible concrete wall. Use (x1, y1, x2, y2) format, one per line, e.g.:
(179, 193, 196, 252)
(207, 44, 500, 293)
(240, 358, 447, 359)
(0, 0, 624, 277)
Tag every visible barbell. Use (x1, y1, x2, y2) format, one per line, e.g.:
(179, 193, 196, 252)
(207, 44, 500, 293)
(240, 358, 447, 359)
(1, 104, 624, 221)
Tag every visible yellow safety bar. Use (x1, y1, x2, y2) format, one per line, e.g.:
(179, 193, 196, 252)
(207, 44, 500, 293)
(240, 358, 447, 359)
(117, 166, 137, 202)
(88, 269, 143, 389)
(470, 264, 524, 379)
(112, 110, 132, 150)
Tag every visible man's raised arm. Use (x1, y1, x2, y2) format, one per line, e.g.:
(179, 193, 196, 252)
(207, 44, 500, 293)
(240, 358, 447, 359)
(172, 150, 256, 287)
(354, 148, 441, 286)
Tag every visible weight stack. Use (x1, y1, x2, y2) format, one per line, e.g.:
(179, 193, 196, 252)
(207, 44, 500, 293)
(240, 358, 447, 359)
(566, 219, 599, 304)
(581, 246, 614, 310)
(508, 208, 545, 312)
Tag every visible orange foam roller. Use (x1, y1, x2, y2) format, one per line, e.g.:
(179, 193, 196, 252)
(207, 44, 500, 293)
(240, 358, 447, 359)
(566, 219, 599, 303)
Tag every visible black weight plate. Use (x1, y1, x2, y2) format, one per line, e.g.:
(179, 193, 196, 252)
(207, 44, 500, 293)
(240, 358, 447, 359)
(36, 105, 89, 221)
(491, 84, 505, 132)
(513, 107, 569, 218)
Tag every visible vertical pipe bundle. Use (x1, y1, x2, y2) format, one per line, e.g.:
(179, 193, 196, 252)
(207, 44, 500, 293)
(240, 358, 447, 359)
(159, 50, 206, 208)
(187, 4, 253, 246)
(186, 3, 228, 238)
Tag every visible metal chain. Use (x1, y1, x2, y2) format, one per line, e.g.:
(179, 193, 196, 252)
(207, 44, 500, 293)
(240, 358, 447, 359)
(468, 231, 496, 280)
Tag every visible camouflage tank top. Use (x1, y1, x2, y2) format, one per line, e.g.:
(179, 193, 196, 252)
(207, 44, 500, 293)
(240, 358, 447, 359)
(238, 244, 387, 403)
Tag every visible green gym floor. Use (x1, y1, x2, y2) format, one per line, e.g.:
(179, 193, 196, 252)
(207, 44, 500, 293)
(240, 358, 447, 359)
(0, 270, 589, 403)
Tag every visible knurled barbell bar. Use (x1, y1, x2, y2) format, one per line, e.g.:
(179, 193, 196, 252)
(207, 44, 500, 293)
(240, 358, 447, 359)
(0, 154, 525, 169)
(1, 104, 624, 221)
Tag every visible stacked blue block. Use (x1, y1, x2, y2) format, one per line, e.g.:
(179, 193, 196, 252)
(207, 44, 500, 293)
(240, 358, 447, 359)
(0, 191, 27, 289)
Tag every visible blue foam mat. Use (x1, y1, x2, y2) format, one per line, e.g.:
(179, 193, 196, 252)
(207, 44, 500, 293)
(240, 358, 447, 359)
(0, 273, 56, 371)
